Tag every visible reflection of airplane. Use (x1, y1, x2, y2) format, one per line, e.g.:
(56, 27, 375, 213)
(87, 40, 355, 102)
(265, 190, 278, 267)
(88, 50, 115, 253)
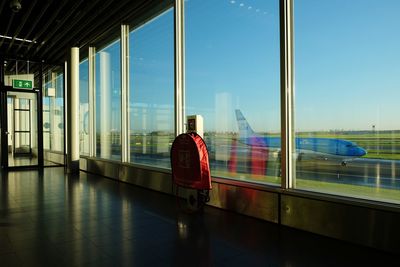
(235, 110, 367, 166)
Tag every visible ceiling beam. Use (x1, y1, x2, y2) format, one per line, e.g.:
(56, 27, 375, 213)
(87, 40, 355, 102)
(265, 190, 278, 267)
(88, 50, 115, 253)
(23, 0, 68, 58)
(2, 0, 158, 66)
(0, 1, 5, 16)
(6, 0, 38, 54)
(0, 13, 15, 47)
(44, 0, 120, 62)
(33, 0, 86, 57)
(36, 0, 103, 59)
(14, 0, 51, 56)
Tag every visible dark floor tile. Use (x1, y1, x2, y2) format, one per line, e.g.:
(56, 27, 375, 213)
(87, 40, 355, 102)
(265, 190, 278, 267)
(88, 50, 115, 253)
(45, 227, 86, 243)
(16, 247, 64, 267)
(0, 244, 14, 255)
(0, 232, 12, 246)
(56, 239, 110, 266)
(107, 252, 163, 267)
(88, 232, 129, 247)
(0, 253, 22, 267)
(55, 238, 97, 254)
(59, 248, 110, 267)
(81, 225, 116, 238)
(72, 257, 121, 267)
(7, 227, 49, 241)
(10, 237, 56, 251)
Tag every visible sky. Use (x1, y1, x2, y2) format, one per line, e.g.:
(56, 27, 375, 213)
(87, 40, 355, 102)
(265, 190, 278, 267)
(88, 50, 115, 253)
(185, 0, 400, 132)
(80, 0, 400, 133)
(295, 0, 400, 131)
(185, 0, 280, 133)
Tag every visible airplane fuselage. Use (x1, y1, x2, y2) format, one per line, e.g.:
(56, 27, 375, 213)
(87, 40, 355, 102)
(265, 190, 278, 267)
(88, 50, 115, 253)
(243, 136, 366, 157)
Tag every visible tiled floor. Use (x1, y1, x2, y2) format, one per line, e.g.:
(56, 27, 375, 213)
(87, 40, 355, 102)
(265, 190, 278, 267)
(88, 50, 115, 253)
(7, 154, 61, 168)
(0, 167, 398, 267)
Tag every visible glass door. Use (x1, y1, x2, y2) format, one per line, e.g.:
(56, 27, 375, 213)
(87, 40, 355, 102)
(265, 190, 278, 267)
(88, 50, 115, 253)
(10, 94, 36, 165)
(0, 87, 43, 169)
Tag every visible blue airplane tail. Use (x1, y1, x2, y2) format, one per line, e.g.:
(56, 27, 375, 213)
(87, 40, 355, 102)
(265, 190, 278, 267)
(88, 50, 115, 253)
(235, 109, 256, 140)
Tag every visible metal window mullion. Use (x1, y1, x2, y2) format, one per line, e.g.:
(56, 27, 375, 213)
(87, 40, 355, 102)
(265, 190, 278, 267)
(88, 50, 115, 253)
(29, 100, 31, 152)
(121, 24, 130, 162)
(280, 0, 295, 189)
(175, 0, 185, 136)
(88, 46, 96, 157)
(64, 60, 68, 161)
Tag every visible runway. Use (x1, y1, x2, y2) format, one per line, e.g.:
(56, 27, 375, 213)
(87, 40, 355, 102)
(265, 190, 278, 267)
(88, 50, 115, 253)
(130, 152, 400, 190)
(296, 158, 400, 190)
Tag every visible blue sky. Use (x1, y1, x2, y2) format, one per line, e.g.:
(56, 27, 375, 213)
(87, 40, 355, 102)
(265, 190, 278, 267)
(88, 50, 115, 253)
(186, 0, 280, 132)
(81, 0, 400, 133)
(186, 0, 400, 132)
(295, 0, 400, 131)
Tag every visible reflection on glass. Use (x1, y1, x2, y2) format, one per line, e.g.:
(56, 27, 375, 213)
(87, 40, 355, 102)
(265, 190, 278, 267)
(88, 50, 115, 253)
(186, 0, 280, 184)
(14, 132, 31, 153)
(79, 59, 89, 155)
(14, 110, 30, 131)
(43, 76, 50, 150)
(129, 9, 174, 168)
(295, 0, 400, 203)
(42, 70, 64, 152)
(96, 40, 121, 161)
(54, 73, 64, 152)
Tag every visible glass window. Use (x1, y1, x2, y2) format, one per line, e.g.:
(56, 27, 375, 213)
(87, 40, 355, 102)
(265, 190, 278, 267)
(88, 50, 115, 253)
(95, 40, 121, 161)
(42, 70, 64, 153)
(43, 75, 51, 150)
(79, 59, 89, 155)
(185, 0, 280, 185)
(129, 9, 174, 168)
(294, 0, 400, 203)
(53, 72, 64, 152)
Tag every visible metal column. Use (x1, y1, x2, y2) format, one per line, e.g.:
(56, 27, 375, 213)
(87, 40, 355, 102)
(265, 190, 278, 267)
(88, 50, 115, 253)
(0, 57, 7, 168)
(280, 0, 295, 189)
(174, 0, 185, 136)
(37, 64, 44, 167)
(64, 60, 68, 165)
(88, 47, 96, 157)
(121, 24, 130, 162)
(67, 47, 80, 173)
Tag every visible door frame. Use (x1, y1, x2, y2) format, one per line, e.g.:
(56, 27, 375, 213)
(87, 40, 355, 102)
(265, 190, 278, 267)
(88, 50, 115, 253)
(0, 86, 43, 170)
(12, 96, 32, 156)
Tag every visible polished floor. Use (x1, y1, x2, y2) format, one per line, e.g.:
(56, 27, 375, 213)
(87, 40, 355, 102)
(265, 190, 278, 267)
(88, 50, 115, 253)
(0, 167, 398, 267)
(7, 154, 38, 167)
(7, 154, 61, 168)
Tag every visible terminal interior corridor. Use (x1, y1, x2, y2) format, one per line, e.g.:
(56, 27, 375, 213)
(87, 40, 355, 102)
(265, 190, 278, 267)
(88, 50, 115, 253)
(0, 167, 397, 267)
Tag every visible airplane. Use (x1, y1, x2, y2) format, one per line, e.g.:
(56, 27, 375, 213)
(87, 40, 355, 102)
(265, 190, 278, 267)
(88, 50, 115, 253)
(235, 109, 367, 166)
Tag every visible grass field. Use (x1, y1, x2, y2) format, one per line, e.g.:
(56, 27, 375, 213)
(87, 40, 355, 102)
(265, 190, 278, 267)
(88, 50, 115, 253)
(297, 179, 400, 203)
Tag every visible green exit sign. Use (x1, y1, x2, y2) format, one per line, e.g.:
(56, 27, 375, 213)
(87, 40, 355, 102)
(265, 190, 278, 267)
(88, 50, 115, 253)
(13, 79, 33, 89)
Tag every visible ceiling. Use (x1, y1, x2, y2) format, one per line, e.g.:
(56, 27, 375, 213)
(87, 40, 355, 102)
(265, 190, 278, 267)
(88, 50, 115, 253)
(0, 0, 172, 74)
